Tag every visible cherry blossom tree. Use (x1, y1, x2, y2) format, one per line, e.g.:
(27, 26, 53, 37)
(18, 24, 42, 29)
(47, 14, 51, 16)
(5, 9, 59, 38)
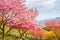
(46, 21, 60, 40)
(0, 0, 39, 40)
(27, 27, 48, 39)
(0, 0, 27, 39)
(46, 21, 60, 34)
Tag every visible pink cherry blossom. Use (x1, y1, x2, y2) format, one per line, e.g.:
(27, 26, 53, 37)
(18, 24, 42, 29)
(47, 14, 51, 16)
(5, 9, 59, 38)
(0, 0, 26, 20)
(27, 27, 48, 38)
(0, 0, 39, 32)
(46, 21, 60, 34)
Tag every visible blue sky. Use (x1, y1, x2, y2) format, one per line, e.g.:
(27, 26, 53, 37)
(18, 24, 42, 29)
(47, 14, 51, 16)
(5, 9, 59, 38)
(25, 0, 60, 21)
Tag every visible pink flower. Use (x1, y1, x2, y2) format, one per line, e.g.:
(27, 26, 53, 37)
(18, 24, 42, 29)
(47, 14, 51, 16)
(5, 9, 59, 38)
(27, 27, 48, 38)
(0, 0, 26, 20)
(0, 0, 39, 33)
(46, 21, 60, 34)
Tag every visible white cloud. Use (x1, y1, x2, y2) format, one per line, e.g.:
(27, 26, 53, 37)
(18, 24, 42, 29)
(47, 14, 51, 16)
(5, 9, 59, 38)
(26, 0, 39, 3)
(25, 0, 56, 8)
(39, 0, 56, 8)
